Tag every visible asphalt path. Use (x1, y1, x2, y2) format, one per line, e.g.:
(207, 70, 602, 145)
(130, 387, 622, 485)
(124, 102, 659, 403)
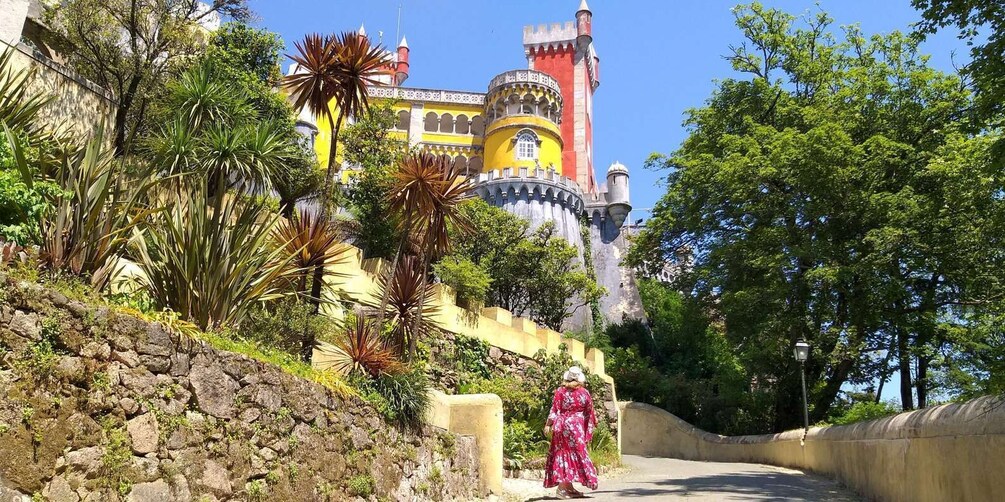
(503, 455, 861, 501)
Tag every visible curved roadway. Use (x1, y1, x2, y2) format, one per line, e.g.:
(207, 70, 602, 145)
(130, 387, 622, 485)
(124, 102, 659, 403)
(502, 455, 861, 501)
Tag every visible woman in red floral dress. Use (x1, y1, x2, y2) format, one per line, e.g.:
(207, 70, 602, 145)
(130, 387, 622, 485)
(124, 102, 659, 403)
(543, 366, 599, 499)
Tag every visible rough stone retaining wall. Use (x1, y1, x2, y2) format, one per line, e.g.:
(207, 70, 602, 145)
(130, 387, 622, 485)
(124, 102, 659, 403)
(620, 399, 1005, 502)
(0, 275, 481, 501)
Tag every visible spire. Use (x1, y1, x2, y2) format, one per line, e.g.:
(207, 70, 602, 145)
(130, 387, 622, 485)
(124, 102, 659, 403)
(577, 0, 591, 13)
(358, 23, 367, 36)
(398, 35, 408, 49)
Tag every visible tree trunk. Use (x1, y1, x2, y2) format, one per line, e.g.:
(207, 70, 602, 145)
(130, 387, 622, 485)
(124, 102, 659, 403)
(376, 230, 407, 353)
(874, 338, 897, 404)
(916, 354, 929, 409)
(302, 114, 344, 362)
(408, 248, 433, 361)
(112, 75, 142, 156)
(898, 328, 914, 410)
(811, 358, 854, 422)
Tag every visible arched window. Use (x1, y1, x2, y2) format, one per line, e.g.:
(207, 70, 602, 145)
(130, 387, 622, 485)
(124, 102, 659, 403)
(520, 93, 535, 114)
(396, 110, 410, 130)
(515, 130, 538, 161)
(453, 155, 468, 173)
(468, 156, 483, 174)
(439, 113, 454, 133)
(424, 112, 438, 132)
(470, 116, 485, 136)
(455, 114, 469, 134)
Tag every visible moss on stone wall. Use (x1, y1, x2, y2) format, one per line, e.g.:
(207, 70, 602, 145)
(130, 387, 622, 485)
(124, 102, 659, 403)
(0, 273, 481, 501)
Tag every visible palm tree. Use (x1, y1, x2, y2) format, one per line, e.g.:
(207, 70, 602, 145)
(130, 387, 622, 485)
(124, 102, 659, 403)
(272, 209, 358, 360)
(407, 157, 475, 357)
(377, 152, 474, 359)
(284, 31, 388, 312)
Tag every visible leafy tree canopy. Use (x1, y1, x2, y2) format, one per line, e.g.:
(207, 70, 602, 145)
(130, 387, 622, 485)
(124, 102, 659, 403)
(438, 199, 603, 331)
(628, 2, 1005, 431)
(913, 0, 1005, 130)
(46, 0, 253, 154)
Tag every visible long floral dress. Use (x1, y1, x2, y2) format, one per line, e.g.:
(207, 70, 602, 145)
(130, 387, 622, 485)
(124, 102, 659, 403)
(543, 386, 599, 490)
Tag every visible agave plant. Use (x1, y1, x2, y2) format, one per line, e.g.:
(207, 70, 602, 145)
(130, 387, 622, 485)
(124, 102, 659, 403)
(133, 185, 301, 331)
(313, 314, 402, 377)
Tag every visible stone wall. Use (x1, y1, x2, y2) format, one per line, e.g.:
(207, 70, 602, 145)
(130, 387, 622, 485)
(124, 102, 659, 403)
(620, 399, 1005, 502)
(4, 40, 117, 140)
(310, 245, 614, 386)
(0, 275, 481, 501)
(587, 217, 644, 326)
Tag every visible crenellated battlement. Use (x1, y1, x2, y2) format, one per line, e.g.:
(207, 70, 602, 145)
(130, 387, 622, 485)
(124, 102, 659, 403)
(310, 245, 612, 382)
(475, 167, 586, 215)
(477, 166, 582, 193)
(523, 21, 578, 49)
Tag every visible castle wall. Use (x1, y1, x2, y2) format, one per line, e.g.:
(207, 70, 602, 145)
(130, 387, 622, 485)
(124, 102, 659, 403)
(589, 214, 645, 326)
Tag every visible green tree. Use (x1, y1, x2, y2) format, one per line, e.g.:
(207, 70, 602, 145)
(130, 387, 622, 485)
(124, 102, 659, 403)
(46, 0, 253, 154)
(602, 280, 752, 435)
(629, 3, 1005, 430)
(440, 199, 603, 331)
(147, 22, 322, 218)
(340, 101, 408, 258)
(913, 0, 1005, 129)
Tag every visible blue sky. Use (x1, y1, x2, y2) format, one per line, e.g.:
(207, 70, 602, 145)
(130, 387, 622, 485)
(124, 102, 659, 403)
(248, 0, 968, 220)
(247, 0, 970, 403)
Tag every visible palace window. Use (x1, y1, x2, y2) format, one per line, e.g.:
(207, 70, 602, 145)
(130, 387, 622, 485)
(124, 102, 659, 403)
(515, 131, 538, 160)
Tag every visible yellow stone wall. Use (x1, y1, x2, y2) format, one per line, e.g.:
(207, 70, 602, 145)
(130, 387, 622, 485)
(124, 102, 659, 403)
(426, 391, 503, 495)
(7, 44, 116, 140)
(313, 244, 612, 384)
(620, 397, 1005, 502)
(482, 115, 563, 172)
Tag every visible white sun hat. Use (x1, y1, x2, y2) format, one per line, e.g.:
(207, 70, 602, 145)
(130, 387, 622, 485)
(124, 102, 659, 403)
(563, 366, 586, 383)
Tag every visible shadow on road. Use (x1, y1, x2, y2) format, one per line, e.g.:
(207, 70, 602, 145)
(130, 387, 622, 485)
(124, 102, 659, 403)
(591, 470, 856, 501)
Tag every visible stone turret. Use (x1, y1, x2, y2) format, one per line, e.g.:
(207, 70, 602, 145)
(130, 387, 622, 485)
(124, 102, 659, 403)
(605, 161, 630, 227)
(576, 0, 592, 50)
(395, 36, 410, 86)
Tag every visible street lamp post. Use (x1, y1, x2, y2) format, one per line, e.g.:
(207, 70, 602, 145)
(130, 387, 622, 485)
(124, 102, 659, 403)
(793, 340, 811, 433)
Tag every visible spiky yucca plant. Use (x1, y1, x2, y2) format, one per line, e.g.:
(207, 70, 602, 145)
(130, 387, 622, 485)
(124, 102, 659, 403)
(285, 32, 388, 319)
(271, 209, 354, 295)
(314, 314, 402, 377)
(271, 209, 357, 360)
(134, 186, 300, 331)
(366, 255, 442, 357)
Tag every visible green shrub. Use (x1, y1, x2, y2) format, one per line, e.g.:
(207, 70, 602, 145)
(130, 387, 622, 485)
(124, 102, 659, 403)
(503, 421, 548, 468)
(347, 474, 375, 497)
(241, 298, 330, 355)
(588, 421, 620, 468)
(358, 368, 430, 429)
(461, 375, 540, 421)
(453, 335, 491, 383)
(829, 401, 900, 426)
(433, 255, 491, 310)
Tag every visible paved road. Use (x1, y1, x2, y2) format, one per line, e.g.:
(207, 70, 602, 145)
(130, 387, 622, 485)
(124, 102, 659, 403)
(502, 455, 860, 501)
